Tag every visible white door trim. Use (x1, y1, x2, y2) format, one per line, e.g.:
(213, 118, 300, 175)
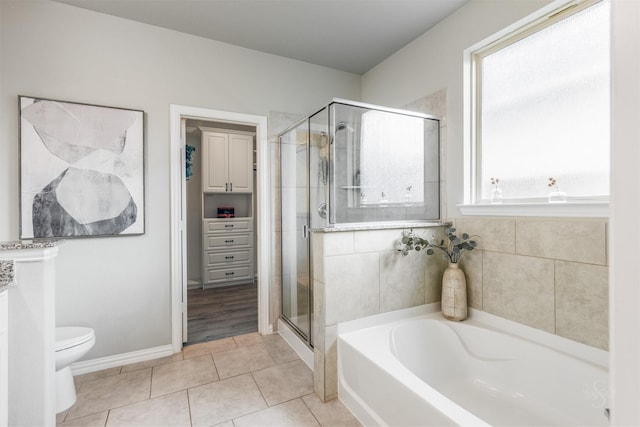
(169, 104, 270, 352)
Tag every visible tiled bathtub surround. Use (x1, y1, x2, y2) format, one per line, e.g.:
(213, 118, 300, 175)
(312, 225, 448, 401)
(456, 217, 608, 350)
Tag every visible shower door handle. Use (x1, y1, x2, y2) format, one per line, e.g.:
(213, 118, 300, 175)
(302, 224, 309, 239)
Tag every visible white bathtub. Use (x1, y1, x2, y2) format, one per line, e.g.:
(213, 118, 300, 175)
(337, 305, 609, 426)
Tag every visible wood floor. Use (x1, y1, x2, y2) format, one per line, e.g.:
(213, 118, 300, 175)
(187, 282, 257, 345)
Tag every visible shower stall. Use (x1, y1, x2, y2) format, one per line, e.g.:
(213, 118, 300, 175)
(279, 99, 440, 345)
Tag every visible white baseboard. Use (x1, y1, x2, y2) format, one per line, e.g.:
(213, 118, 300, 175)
(277, 319, 313, 370)
(70, 344, 175, 376)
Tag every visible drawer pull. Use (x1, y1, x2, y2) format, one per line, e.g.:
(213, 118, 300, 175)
(225, 272, 235, 276)
(225, 224, 234, 228)
(225, 256, 234, 260)
(225, 239, 234, 243)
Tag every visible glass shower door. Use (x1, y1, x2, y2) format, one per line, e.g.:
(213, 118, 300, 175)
(280, 120, 311, 342)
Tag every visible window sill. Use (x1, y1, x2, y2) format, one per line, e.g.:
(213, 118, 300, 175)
(457, 201, 609, 218)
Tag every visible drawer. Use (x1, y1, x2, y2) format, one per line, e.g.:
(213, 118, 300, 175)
(203, 219, 253, 233)
(204, 266, 252, 283)
(204, 234, 251, 250)
(204, 249, 253, 267)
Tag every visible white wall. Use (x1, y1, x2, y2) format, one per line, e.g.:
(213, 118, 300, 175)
(363, 0, 640, 422)
(610, 0, 640, 423)
(362, 0, 554, 215)
(0, 0, 360, 359)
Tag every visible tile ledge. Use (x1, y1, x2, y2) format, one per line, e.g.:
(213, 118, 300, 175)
(311, 221, 451, 233)
(458, 202, 609, 218)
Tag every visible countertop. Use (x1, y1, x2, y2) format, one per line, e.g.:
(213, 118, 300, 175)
(0, 239, 64, 292)
(311, 221, 451, 233)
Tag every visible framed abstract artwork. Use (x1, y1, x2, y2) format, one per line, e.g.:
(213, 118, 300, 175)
(19, 96, 145, 238)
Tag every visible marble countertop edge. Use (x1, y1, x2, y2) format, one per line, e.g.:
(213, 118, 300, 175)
(0, 239, 65, 251)
(311, 221, 451, 233)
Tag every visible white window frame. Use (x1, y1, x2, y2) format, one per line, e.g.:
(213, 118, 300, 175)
(460, 0, 609, 218)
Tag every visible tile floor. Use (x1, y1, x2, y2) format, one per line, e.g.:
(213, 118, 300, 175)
(56, 333, 362, 427)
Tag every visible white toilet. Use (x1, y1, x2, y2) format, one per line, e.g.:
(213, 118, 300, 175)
(55, 326, 95, 413)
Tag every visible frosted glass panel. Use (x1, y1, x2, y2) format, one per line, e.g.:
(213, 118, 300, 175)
(479, 0, 610, 201)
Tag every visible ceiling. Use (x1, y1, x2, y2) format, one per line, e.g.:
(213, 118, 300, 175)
(52, 0, 469, 75)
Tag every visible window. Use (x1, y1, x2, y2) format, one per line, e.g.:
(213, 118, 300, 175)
(470, 0, 610, 207)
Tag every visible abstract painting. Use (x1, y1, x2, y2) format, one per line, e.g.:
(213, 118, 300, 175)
(19, 96, 144, 238)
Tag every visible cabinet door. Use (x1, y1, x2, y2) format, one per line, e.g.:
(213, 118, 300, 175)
(202, 132, 229, 192)
(228, 133, 253, 193)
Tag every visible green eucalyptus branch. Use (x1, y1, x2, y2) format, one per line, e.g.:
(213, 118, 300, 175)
(396, 227, 478, 263)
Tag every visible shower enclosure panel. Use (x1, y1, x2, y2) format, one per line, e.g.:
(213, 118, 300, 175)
(279, 99, 440, 347)
(329, 101, 440, 225)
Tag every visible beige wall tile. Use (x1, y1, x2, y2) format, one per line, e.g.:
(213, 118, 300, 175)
(311, 233, 324, 283)
(323, 232, 354, 256)
(516, 218, 607, 265)
(324, 325, 338, 401)
(313, 349, 325, 400)
(455, 217, 515, 253)
(555, 261, 609, 349)
(483, 252, 555, 332)
(313, 280, 326, 351)
(459, 249, 482, 310)
(380, 250, 426, 312)
(353, 229, 406, 253)
(324, 253, 380, 325)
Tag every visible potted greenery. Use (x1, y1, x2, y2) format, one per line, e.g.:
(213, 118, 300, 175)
(397, 227, 477, 321)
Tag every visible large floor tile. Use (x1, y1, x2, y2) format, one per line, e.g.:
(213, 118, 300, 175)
(188, 373, 267, 427)
(121, 352, 184, 373)
(106, 391, 191, 427)
(261, 333, 299, 364)
(67, 369, 152, 420)
(73, 366, 122, 389)
(213, 343, 276, 379)
(302, 394, 362, 427)
(183, 337, 237, 359)
(57, 410, 108, 427)
(234, 398, 319, 427)
(150, 355, 218, 397)
(233, 332, 262, 347)
(252, 359, 313, 406)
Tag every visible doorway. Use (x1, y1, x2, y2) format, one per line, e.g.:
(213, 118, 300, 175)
(169, 105, 270, 353)
(184, 119, 258, 344)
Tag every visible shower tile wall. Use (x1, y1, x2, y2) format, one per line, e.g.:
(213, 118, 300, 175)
(312, 226, 448, 402)
(457, 217, 609, 350)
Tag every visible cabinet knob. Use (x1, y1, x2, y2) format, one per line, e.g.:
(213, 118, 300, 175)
(225, 256, 234, 260)
(230, 183, 233, 191)
(225, 272, 235, 276)
(225, 239, 234, 243)
(225, 183, 228, 192)
(224, 224, 234, 228)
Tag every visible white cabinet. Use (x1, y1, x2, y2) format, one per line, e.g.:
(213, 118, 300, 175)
(201, 128, 254, 193)
(201, 218, 254, 288)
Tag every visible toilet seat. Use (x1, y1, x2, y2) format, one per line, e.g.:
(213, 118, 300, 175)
(55, 327, 95, 352)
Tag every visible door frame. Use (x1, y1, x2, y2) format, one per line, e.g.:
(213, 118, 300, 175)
(169, 104, 270, 352)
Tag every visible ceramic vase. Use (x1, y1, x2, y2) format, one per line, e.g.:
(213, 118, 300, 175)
(441, 262, 467, 321)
